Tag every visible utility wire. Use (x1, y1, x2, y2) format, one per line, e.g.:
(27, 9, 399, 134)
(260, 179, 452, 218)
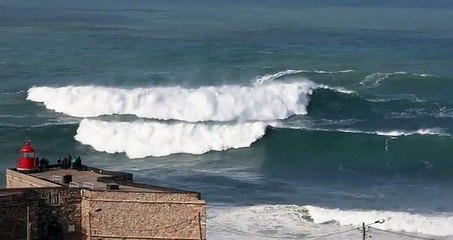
(304, 228, 358, 239)
(208, 218, 358, 239)
(369, 227, 438, 240)
(208, 219, 295, 239)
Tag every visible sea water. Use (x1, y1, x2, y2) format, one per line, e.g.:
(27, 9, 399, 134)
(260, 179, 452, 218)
(1, 0, 453, 239)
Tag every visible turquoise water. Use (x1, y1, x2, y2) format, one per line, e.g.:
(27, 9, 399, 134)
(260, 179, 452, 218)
(1, 0, 453, 239)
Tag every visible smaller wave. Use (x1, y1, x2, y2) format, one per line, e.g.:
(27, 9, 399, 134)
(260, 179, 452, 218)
(373, 128, 448, 137)
(0, 114, 27, 118)
(360, 71, 436, 88)
(0, 90, 26, 96)
(271, 124, 449, 137)
(316, 84, 356, 94)
(254, 69, 356, 84)
(254, 70, 356, 94)
(304, 205, 453, 236)
(338, 128, 448, 137)
(75, 119, 267, 158)
(254, 70, 304, 84)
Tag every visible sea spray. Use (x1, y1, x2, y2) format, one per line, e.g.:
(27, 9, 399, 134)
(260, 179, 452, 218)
(75, 119, 267, 158)
(304, 205, 453, 236)
(28, 81, 315, 122)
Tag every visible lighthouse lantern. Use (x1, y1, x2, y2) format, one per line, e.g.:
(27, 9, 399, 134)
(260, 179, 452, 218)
(16, 139, 39, 172)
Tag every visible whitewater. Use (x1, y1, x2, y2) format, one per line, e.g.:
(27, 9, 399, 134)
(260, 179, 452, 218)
(28, 80, 315, 122)
(75, 119, 267, 158)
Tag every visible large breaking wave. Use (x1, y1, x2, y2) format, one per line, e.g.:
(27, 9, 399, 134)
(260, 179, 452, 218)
(26, 70, 451, 159)
(209, 204, 452, 239)
(28, 81, 315, 122)
(75, 119, 267, 158)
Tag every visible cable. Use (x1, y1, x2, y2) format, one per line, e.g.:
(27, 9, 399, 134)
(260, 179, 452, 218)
(304, 228, 358, 239)
(208, 218, 295, 239)
(208, 218, 358, 239)
(369, 227, 437, 240)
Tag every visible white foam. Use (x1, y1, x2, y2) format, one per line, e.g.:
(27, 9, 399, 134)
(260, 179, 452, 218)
(208, 205, 329, 240)
(374, 128, 448, 137)
(208, 204, 448, 239)
(360, 71, 435, 88)
(75, 119, 267, 158)
(271, 124, 449, 137)
(27, 81, 314, 122)
(304, 205, 453, 236)
(254, 70, 304, 84)
(317, 84, 356, 94)
(253, 70, 356, 95)
(254, 69, 355, 84)
(337, 128, 448, 137)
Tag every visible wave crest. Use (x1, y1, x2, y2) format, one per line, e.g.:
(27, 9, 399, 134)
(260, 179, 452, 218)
(28, 81, 314, 122)
(75, 119, 267, 158)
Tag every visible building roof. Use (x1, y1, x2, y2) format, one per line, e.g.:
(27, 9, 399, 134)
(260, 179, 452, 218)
(26, 166, 200, 196)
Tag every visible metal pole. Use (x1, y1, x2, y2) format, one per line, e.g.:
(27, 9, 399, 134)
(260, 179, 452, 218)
(26, 206, 30, 240)
(362, 222, 366, 240)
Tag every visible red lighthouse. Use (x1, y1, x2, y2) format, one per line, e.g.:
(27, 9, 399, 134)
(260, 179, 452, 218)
(16, 139, 39, 172)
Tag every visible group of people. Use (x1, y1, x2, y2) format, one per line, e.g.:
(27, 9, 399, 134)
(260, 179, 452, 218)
(57, 154, 83, 170)
(36, 157, 50, 170)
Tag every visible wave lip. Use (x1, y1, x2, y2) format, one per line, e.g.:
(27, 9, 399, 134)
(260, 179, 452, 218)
(75, 119, 267, 158)
(254, 69, 356, 84)
(304, 205, 453, 236)
(337, 128, 449, 137)
(360, 71, 436, 88)
(27, 81, 314, 122)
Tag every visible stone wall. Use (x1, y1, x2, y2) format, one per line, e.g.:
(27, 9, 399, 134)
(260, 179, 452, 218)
(0, 190, 39, 239)
(6, 169, 60, 188)
(0, 187, 82, 240)
(33, 187, 82, 236)
(4, 169, 207, 240)
(82, 190, 206, 240)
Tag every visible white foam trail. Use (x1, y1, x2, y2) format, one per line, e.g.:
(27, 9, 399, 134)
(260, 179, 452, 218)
(317, 84, 356, 94)
(360, 71, 435, 88)
(373, 128, 448, 137)
(254, 70, 304, 84)
(75, 119, 267, 158)
(254, 69, 355, 84)
(28, 82, 314, 122)
(335, 128, 449, 137)
(304, 205, 453, 236)
(254, 70, 356, 94)
(271, 124, 449, 137)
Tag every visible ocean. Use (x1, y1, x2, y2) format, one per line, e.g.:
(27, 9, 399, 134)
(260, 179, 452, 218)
(1, 0, 453, 239)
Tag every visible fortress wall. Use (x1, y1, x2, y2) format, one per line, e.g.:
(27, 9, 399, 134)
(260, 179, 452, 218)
(0, 191, 40, 239)
(6, 169, 61, 188)
(3, 169, 207, 239)
(0, 187, 82, 239)
(82, 190, 206, 240)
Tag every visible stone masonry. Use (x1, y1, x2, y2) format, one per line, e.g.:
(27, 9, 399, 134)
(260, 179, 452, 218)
(3, 167, 207, 240)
